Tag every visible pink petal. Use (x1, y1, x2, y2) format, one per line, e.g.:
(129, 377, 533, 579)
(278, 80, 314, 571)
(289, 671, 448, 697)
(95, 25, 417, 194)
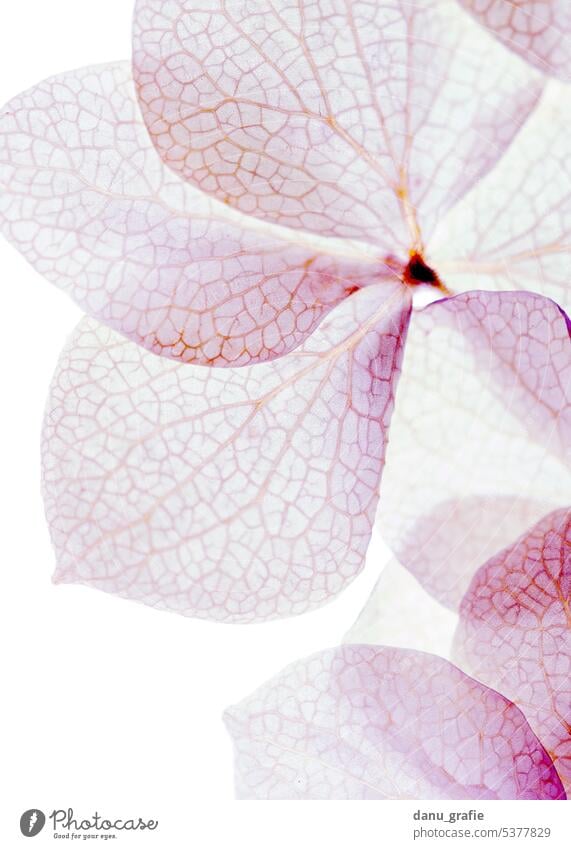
(133, 0, 542, 249)
(454, 508, 571, 792)
(378, 291, 571, 609)
(456, 0, 571, 80)
(431, 82, 571, 313)
(224, 645, 565, 799)
(42, 285, 410, 622)
(0, 62, 382, 367)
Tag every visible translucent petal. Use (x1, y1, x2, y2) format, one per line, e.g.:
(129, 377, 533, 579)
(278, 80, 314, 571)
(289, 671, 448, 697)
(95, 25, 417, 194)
(378, 291, 571, 609)
(133, 0, 542, 249)
(431, 82, 571, 314)
(42, 285, 410, 622)
(456, 0, 571, 80)
(454, 508, 571, 792)
(224, 645, 565, 799)
(0, 61, 381, 367)
(345, 559, 458, 659)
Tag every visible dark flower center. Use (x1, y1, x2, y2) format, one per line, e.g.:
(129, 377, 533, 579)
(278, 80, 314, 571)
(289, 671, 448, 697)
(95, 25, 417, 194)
(403, 252, 441, 287)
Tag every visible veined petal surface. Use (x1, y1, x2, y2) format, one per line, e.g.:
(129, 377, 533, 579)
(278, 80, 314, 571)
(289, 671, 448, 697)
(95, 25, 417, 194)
(42, 285, 410, 622)
(378, 291, 571, 609)
(224, 645, 565, 799)
(454, 508, 571, 792)
(133, 0, 542, 249)
(0, 62, 381, 367)
(431, 82, 571, 314)
(456, 0, 571, 80)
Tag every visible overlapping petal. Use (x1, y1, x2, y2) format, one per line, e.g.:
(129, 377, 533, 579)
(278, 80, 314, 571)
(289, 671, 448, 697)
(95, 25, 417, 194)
(377, 290, 571, 609)
(133, 0, 542, 249)
(454, 508, 571, 791)
(431, 81, 571, 313)
(456, 0, 571, 81)
(224, 644, 565, 799)
(42, 285, 410, 622)
(0, 61, 385, 367)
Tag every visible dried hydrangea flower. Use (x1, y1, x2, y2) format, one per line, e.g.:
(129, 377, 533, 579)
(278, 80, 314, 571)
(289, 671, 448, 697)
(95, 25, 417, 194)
(1, 0, 570, 619)
(224, 644, 566, 799)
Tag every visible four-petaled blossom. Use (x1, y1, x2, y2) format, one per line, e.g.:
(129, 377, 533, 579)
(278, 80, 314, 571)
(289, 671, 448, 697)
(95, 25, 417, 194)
(0, 0, 570, 622)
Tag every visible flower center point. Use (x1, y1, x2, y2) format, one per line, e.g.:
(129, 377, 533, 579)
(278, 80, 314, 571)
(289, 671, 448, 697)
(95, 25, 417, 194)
(403, 252, 440, 287)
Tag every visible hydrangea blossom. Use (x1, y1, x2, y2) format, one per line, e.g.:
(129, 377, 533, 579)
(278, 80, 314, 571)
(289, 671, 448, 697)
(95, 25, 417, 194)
(0, 0, 569, 621)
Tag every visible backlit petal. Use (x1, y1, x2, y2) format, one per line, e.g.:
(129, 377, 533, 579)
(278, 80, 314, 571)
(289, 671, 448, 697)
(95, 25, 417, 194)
(225, 645, 565, 798)
(133, 0, 542, 249)
(0, 61, 381, 366)
(431, 82, 571, 314)
(343, 560, 458, 659)
(345, 559, 458, 658)
(378, 291, 571, 609)
(42, 285, 410, 622)
(456, 0, 571, 80)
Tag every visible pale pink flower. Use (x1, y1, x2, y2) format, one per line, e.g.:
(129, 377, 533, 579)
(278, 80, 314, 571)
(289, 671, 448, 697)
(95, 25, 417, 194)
(1, 0, 569, 620)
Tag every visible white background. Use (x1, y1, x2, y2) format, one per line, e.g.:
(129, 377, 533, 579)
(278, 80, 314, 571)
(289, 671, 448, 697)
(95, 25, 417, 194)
(0, 3, 568, 848)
